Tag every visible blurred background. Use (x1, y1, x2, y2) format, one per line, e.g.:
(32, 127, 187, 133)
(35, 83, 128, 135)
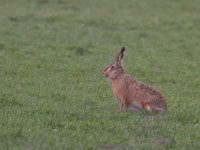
(0, 0, 199, 149)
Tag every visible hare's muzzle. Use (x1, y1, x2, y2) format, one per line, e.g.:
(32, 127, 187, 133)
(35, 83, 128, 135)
(103, 72, 109, 77)
(103, 67, 109, 77)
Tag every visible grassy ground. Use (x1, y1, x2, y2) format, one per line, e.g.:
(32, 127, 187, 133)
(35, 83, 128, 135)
(0, 0, 200, 149)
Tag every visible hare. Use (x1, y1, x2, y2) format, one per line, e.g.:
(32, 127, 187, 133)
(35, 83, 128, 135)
(103, 47, 167, 113)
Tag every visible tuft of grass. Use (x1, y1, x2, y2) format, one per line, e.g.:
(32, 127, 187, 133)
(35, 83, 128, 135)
(0, 0, 200, 149)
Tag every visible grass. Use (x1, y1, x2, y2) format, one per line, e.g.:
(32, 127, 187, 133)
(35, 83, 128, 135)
(0, 0, 200, 149)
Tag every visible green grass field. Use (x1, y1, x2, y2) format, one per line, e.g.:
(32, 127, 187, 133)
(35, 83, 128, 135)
(0, 0, 200, 149)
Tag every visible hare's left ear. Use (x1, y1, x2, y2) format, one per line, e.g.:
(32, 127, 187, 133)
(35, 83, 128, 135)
(116, 47, 125, 63)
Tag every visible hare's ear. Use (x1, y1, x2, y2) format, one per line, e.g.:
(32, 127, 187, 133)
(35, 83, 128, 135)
(116, 47, 125, 63)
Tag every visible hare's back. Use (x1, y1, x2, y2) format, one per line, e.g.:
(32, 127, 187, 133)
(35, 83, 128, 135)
(125, 74, 165, 101)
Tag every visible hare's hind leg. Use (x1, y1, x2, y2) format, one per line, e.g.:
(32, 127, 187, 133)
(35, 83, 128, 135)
(142, 101, 166, 113)
(141, 101, 153, 113)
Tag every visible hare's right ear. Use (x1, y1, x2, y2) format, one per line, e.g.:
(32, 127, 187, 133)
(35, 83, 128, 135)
(116, 47, 125, 63)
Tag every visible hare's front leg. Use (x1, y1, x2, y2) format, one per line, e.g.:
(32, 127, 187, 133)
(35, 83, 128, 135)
(120, 103, 124, 111)
(121, 103, 129, 111)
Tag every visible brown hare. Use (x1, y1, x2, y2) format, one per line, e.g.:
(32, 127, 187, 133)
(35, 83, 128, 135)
(103, 47, 167, 113)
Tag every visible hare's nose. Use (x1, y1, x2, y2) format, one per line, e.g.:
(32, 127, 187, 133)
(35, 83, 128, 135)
(103, 71, 108, 77)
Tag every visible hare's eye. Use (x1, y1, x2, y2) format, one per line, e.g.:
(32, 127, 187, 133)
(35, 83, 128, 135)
(110, 65, 115, 70)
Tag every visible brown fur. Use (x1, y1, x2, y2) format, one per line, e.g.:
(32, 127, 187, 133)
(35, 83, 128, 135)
(103, 47, 167, 113)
